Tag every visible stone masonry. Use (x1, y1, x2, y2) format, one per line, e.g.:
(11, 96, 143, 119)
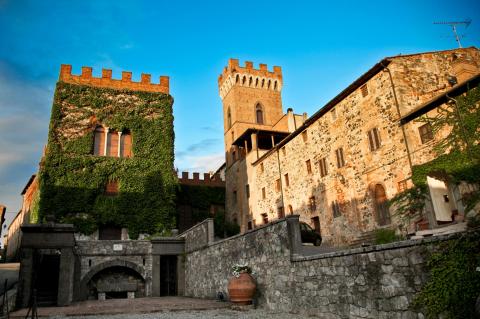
(183, 215, 474, 318)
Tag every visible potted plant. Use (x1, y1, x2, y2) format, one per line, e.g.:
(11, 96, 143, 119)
(227, 264, 256, 305)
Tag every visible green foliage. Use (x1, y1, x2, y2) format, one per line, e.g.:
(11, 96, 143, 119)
(390, 84, 480, 219)
(176, 184, 238, 238)
(412, 233, 480, 319)
(38, 82, 176, 238)
(374, 228, 400, 244)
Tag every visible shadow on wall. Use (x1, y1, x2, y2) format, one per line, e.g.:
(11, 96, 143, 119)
(36, 171, 176, 239)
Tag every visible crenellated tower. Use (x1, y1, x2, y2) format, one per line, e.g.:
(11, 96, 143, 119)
(218, 59, 284, 166)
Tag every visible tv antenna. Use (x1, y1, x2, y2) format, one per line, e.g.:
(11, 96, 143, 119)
(434, 19, 471, 48)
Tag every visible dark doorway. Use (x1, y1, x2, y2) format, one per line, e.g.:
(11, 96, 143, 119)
(374, 184, 391, 226)
(311, 216, 321, 234)
(35, 254, 60, 306)
(99, 225, 122, 240)
(160, 256, 177, 296)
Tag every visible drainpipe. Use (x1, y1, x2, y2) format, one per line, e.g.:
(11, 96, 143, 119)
(380, 62, 414, 171)
(276, 147, 286, 217)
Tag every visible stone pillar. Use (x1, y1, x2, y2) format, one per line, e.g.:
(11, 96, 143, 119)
(152, 255, 161, 296)
(103, 127, 109, 156)
(286, 215, 302, 258)
(16, 248, 34, 308)
(117, 131, 123, 157)
(57, 248, 75, 306)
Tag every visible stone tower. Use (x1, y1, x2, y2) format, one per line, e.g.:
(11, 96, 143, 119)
(218, 59, 284, 167)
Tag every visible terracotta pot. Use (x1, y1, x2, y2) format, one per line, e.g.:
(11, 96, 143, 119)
(227, 272, 256, 305)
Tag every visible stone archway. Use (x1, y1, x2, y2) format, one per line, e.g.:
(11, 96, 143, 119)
(78, 259, 146, 301)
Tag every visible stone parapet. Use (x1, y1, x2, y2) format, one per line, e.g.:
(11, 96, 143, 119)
(59, 64, 170, 94)
(178, 172, 225, 187)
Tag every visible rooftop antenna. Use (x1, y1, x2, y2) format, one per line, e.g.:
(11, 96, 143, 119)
(434, 19, 471, 48)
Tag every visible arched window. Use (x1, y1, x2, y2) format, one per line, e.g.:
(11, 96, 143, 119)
(227, 108, 232, 128)
(255, 104, 264, 125)
(93, 126, 105, 155)
(235, 74, 239, 83)
(374, 184, 391, 226)
(93, 125, 133, 158)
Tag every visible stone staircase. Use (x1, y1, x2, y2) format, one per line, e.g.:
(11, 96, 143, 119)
(349, 230, 378, 247)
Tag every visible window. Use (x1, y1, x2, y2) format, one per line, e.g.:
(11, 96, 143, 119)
(231, 131, 234, 142)
(105, 180, 119, 196)
(319, 157, 328, 177)
(367, 127, 381, 151)
(397, 180, 407, 192)
(419, 123, 434, 144)
(284, 173, 289, 187)
(360, 84, 369, 97)
(275, 179, 281, 192)
(277, 206, 285, 219)
(281, 147, 286, 156)
(335, 147, 345, 168)
(332, 200, 341, 218)
(306, 159, 312, 174)
(246, 184, 250, 198)
(93, 126, 132, 158)
(227, 108, 232, 128)
(233, 191, 237, 205)
(309, 196, 316, 213)
(262, 187, 266, 199)
(262, 213, 269, 224)
(260, 163, 264, 173)
(288, 205, 293, 215)
(247, 220, 256, 230)
(256, 104, 264, 125)
(302, 130, 308, 142)
(331, 108, 337, 121)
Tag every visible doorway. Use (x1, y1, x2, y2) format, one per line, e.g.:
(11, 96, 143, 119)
(35, 254, 60, 306)
(160, 256, 177, 296)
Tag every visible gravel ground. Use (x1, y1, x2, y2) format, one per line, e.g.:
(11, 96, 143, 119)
(49, 309, 312, 319)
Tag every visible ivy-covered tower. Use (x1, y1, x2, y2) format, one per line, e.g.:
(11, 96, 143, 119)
(37, 65, 176, 239)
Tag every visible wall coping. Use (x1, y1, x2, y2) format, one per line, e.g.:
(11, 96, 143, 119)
(178, 218, 214, 238)
(291, 230, 479, 262)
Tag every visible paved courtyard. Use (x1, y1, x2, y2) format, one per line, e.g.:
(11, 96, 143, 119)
(9, 297, 310, 319)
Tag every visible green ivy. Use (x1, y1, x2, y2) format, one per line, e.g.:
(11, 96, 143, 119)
(412, 233, 480, 319)
(37, 82, 176, 239)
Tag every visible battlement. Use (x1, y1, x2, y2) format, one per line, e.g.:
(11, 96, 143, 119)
(59, 64, 170, 94)
(218, 59, 283, 99)
(177, 172, 225, 187)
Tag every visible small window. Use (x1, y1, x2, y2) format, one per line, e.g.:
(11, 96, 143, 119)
(262, 187, 266, 199)
(227, 108, 232, 129)
(360, 84, 369, 97)
(302, 130, 308, 142)
(256, 104, 264, 125)
(231, 131, 235, 142)
(247, 220, 253, 230)
(332, 200, 341, 218)
(260, 163, 264, 173)
(246, 184, 250, 198)
(419, 123, 434, 144)
(335, 147, 345, 168)
(262, 213, 269, 224)
(309, 197, 316, 213)
(275, 179, 281, 192)
(367, 127, 381, 151)
(105, 180, 119, 196)
(319, 157, 328, 177)
(397, 180, 407, 192)
(281, 147, 286, 156)
(233, 191, 237, 205)
(288, 205, 293, 215)
(277, 206, 285, 219)
(284, 173, 289, 187)
(306, 159, 312, 174)
(331, 108, 337, 121)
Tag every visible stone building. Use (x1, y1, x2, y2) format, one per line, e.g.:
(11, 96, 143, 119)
(219, 47, 480, 245)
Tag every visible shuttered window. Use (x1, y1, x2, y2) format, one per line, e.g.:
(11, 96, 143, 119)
(93, 127, 105, 155)
(419, 123, 434, 144)
(336, 147, 345, 168)
(121, 132, 132, 157)
(108, 131, 119, 157)
(319, 157, 328, 177)
(306, 159, 312, 174)
(367, 128, 381, 151)
(284, 173, 289, 187)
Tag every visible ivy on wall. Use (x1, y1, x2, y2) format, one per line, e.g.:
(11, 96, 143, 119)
(38, 82, 176, 239)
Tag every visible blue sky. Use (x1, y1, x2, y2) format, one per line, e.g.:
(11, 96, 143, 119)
(0, 0, 479, 214)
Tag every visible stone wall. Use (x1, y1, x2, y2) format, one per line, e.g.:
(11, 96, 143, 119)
(181, 218, 214, 253)
(184, 216, 467, 318)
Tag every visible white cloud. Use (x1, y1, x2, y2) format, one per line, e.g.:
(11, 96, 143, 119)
(175, 152, 225, 174)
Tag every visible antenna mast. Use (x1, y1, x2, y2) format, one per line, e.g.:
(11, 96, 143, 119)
(434, 19, 471, 48)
